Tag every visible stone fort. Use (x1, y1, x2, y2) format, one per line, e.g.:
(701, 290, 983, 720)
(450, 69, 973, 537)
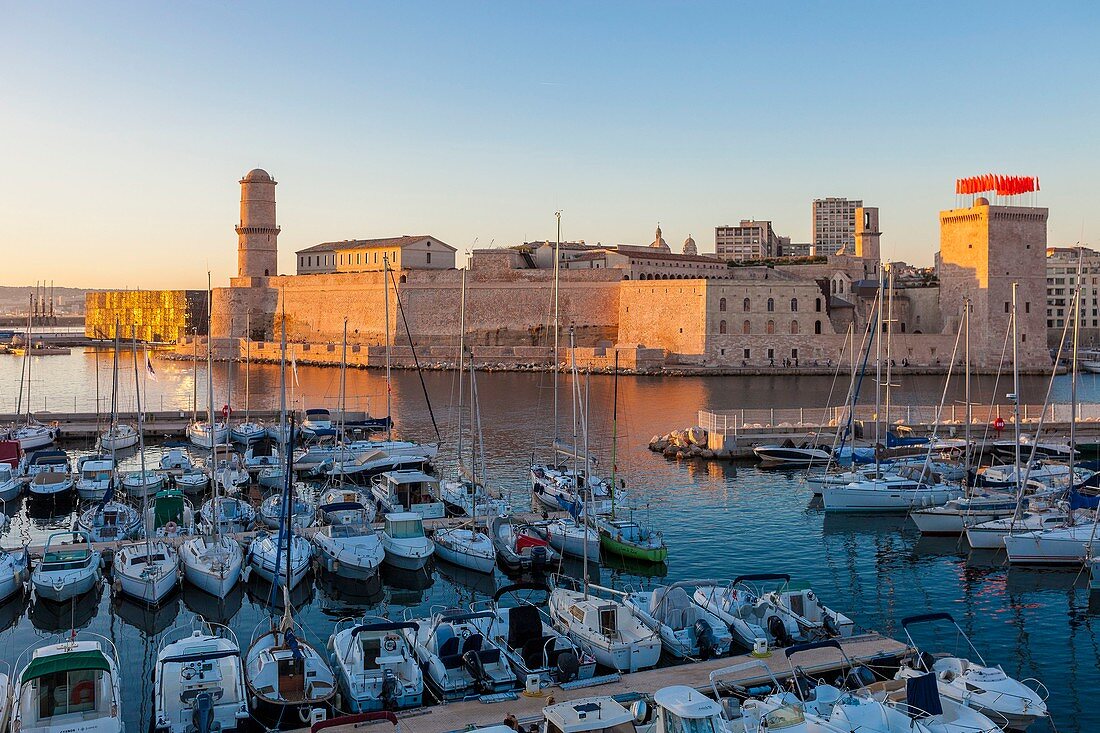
(86, 169, 1051, 371)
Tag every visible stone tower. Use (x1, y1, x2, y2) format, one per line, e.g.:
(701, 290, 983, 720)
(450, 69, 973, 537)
(235, 168, 280, 280)
(854, 206, 881, 279)
(938, 197, 1049, 369)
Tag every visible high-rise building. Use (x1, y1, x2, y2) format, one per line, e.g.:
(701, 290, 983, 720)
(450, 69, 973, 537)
(812, 197, 862, 255)
(1046, 246, 1100, 348)
(715, 220, 780, 261)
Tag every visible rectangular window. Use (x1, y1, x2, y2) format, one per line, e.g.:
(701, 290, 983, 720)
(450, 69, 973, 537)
(1004, 302, 1010, 313)
(1025, 302, 1030, 313)
(427, 252, 432, 264)
(743, 349, 750, 359)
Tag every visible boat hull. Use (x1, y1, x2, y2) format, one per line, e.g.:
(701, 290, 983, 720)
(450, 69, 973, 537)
(32, 568, 99, 602)
(598, 532, 668, 563)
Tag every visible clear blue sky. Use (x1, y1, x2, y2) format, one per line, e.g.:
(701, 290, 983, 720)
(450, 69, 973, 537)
(2, 2, 1097, 288)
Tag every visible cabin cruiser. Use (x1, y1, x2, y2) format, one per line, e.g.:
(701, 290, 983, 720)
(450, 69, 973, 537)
(258, 491, 316, 529)
(471, 584, 597, 686)
(186, 420, 229, 449)
(294, 439, 437, 476)
(694, 574, 853, 651)
(623, 581, 732, 659)
(75, 457, 117, 501)
(490, 513, 559, 572)
(403, 609, 516, 700)
(896, 613, 1048, 730)
(76, 500, 143, 543)
(973, 461, 1081, 489)
(541, 697, 640, 733)
(371, 470, 446, 519)
(991, 438, 1076, 461)
(154, 618, 249, 733)
(548, 575, 662, 673)
(329, 618, 424, 712)
(300, 408, 336, 439)
(20, 449, 68, 479)
(113, 540, 181, 605)
(31, 531, 102, 602)
(316, 485, 376, 525)
(312, 510, 385, 578)
(29, 471, 75, 499)
(380, 513, 434, 570)
(10, 635, 123, 733)
(753, 439, 833, 467)
(0, 463, 20, 502)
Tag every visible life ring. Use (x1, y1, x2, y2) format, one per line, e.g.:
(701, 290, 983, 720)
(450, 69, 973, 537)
(165, 521, 178, 535)
(70, 680, 95, 705)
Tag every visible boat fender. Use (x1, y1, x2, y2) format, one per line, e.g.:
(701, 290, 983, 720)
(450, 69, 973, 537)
(241, 566, 252, 583)
(297, 707, 312, 724)
(111, 579, 122, 594)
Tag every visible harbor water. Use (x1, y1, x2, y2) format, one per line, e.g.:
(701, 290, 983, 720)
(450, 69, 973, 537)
(2, 348, 1097, 732)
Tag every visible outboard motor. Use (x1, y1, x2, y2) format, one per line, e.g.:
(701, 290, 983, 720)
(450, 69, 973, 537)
(693, 619, 717, 660)
(463, 650, 491, 692)
(188, 692, 221, 733)
(844, 665, 877, 690)
(821, 613, 839, 637)
(554, 651, 580, 682)
(380, 668, 398, 709)
(530, 546, 548, 569)
(767, 615, 793, 647)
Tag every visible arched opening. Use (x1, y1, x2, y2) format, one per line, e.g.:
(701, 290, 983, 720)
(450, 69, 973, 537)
(815, 297, 822, 312)
(399, 274, 408, 283)
(766, 320, 775, 334)
(264, 268, 269, 276)
(791, 298, 798, 312)
(719, 320, 727, 334)
(767, 298, 774, 312)
(814, 320, 822, 334)
(719, 297, 727, 312)
(742, 320, 751, 334)
(743, 297, 751, 312)
(790, 320, 799, 335)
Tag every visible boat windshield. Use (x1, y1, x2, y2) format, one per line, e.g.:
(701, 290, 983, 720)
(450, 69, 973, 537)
(25, 669, 103, 720)
(387, 519, 423, 539)
(663, 713, 728, 733)
(760, 705, 805, 730)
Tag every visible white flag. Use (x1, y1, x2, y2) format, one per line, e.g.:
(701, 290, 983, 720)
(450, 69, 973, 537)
(291, 350, 299, 386)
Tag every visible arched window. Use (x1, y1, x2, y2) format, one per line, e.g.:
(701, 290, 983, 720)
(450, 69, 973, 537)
(743, 297, 751, 312)
(719, 320, 727, 334)
(767, 298, 774, 312)
(790, 320, 799, 335)
(815, 297, 822, 312)
(766, 320, 775, 334)
(814, 320, 822, 334)
(742, 320, 751, 334)
(719, 297, 727, 312)
(790, 298, 798, 312)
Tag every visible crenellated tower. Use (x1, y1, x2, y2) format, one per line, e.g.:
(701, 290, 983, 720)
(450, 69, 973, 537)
(235, 168, 280, 280)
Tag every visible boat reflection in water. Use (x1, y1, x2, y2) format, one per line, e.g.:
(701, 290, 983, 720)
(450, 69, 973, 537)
(30, 584, 102, 632)
(114, 592, 181, 636)
(602, 552, 668, 579)
(434, 559, 499, 598)
(244, 573, 316, 610)
(182, 580, 245, 626)
(911, 534, 968, 560)
(315, 567, 385, 608)
(0, 592, 28, 633)
(380, 562, 435, 605)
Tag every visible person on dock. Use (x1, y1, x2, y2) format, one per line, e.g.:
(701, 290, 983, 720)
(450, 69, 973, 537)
(502, 713, 519, 730)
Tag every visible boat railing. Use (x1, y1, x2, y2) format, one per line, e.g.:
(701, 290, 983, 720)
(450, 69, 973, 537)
(15, 630, 122, 677)
(709, 659, 783, 700)
(161, 615, 242, 650)
(1019, 676, 1050, 702)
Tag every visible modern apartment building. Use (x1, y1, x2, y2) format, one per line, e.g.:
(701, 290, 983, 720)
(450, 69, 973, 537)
(715, 220, 781, 260)
(812, 197, 862, 255)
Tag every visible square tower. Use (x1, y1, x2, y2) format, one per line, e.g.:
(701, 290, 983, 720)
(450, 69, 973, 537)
(938, 198, 1049, 369)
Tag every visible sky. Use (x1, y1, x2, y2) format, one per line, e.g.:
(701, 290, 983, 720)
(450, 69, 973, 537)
(1, 2, 1098, 289)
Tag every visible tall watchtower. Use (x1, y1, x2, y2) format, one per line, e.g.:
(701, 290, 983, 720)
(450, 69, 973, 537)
(236, 168, 280, 280)
(854, 206, 881, 279)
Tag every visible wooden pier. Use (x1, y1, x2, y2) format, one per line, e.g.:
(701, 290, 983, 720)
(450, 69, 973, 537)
(298, 633, 911, 733)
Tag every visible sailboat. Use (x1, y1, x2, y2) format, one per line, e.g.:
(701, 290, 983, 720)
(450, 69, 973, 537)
(3, 301, 61, 450)
(231, 315, 266, 444)
(181, 275, 245, 598)
(113, 327, 181, 606)
(0, 545, 29, 603)
(186, 331, 228, 449)
(153, 617, 250, 733)
(99, 328, 139, 451)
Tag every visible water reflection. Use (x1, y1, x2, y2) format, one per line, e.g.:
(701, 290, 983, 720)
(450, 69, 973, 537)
(31, 584, 102, 632)
(114, 592, 180, 636)
(182, 581, 244, 625)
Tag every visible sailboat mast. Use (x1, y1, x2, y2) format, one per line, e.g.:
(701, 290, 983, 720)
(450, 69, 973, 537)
(245, 312, 251, 423)
(874, 277, 883, 473)
(340, 317, 348, 447)
(1070, 252, 1082, 484)
(553, 211, 561, 447)
(963, 298, 972, 487)
(384, 255, 392, 442)
(884, 265, 893, 432)
(610, 350, 618, 520)
(457, 269, 466, 476)
(24, 299, 33, 423)
(207, 273, 219, 543)
(192, 332, 198, 423)
(111, 323, 120, 431)
(132, 325, 150, 554)
(1011, 282, 1021, 502)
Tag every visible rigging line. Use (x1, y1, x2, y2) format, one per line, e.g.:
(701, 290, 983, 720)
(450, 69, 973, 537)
(388, 267, 441, 445)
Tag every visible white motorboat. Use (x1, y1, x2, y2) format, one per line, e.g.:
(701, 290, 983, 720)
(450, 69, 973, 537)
(180, 535, 244, 597)
(694, 574, 854, 651)
(548, 576, 662, 673)
(246, 530, 313, 590)
(753, 440, 833, 466)
(174, 468, 210, 494)
(5, 422, 60, 450)
(896, 613, 1048, 730)
(470, 584, 597, 687)
(198, 496, 256, 534)
(10, 635, 123, 733)
(864, 675, 1012, 733)
(29, 471, 74, 498)
(244, 610, 336, 725)
(159, 449, 194, 472)
(186, 420, 229, 449)
(230, 420, 266, 445)
(144, 488, 196, 539)
(806, 468, 910, 497)
(75, 457, 117, 501)
(381, 512, 434, 570)
(1004, 517, 1100, 565)
(0, 463, 20, 503)
(153, 618, 250, 733)
(821, 468, 962, 513)
(300, 408, 336, 439)
(490, 513, 559, 572)
(992, 438, 1076, 461)
(370, 469, 445, 518)
(623, 581, 733, 659)
(973, 462, 1079, 489)
(964, 503, 1068, 550)
(329, 618, 424, 712)
(20, 448, 69, 479)
(312, 512, 385, 578)
(909, 491, 1022, 535)
(113, 540, 180, 605)
(438, 478, 511, 518)
(76, 501, 143, 543)
(99, 423, 138, 451)
(533, 517, 600, 560)
(432, 526, 496, 574)
(121, 469, 167, 498)
(295, 439, 436, 475)
(258, 491, 315, 529)
(709, 660, 845, 733)
(31, 531, 102, 602)
(0, 545, 29, 603)
(257, 464, 286, 490)
(541, 697, 639, 733)
(316, 485, 376, 525)
(243, 446, 281, 472)
(403, 609, 516, 700)
(644, 685, 736, 733)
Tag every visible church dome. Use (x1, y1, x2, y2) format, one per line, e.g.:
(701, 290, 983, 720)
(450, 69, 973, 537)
(682, 235, 697, 256)
(649, 224, 670, 252)
(243, 168, 272, 182)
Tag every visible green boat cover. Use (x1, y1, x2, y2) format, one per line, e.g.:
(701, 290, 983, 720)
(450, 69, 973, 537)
(22, 650, 110, 682)
(153, 489, 185, 528)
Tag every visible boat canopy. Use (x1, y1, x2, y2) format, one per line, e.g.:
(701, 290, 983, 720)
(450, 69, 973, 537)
(23, 649, 110, 682)
(153, 489, 186, 527)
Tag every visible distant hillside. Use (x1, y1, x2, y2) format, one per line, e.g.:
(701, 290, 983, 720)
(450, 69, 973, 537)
(0, 285, 104, 317)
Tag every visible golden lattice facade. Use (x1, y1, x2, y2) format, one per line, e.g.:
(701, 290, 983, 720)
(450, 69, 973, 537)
(85, 290, 208, 342)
